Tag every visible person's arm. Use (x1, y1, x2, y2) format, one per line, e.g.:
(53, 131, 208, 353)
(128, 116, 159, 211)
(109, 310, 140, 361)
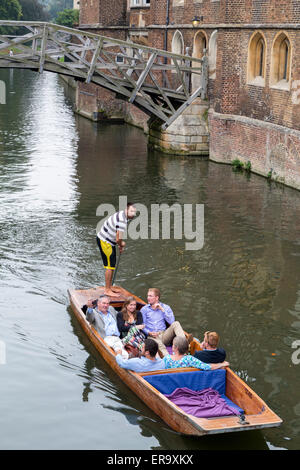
(135, 311, 145, 330)
(115, 353, 142, 372)
(141, 306, 150, 335)
(117, 313, 131, 335)
(116, 231, 126, 253)
(209, 361, 229, 370)
(86, 300, 95, 325)
(162, 303, 175, 325)
(186, 355, 212, 371)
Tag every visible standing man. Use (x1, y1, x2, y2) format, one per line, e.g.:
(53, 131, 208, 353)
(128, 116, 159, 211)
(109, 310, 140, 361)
(140, 288, 189, 357)
(97, 202, 136, 297)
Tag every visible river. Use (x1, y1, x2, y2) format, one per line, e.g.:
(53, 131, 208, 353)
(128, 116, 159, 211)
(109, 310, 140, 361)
(0, 69, 299, 450)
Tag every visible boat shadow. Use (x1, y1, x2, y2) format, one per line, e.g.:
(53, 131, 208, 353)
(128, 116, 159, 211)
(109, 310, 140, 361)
(67, 306, 269, 450)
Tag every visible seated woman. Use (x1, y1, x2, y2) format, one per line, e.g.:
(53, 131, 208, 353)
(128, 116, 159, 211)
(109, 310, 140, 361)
(117, 297, 146, 355)
(164, 336, 229, 371)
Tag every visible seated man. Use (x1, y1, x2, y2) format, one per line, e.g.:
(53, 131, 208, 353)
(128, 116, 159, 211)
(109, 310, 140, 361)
(140, 288, 189, 357)
(164, 336, 229, 370)
(86, 295, 128, 358)
(115, 338, 165, 373)
(194, 331, 226, 364)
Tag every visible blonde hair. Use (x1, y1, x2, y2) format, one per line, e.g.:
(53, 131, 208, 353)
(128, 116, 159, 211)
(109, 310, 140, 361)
(148, 288, 161, 299)
(205, 331, 220, 348)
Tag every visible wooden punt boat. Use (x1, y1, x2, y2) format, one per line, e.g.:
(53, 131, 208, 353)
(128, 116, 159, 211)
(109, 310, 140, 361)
(68, 285, 282, 436)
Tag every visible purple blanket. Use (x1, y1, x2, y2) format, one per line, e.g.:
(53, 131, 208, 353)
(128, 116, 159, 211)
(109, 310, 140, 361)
(165, 387, 240, 418)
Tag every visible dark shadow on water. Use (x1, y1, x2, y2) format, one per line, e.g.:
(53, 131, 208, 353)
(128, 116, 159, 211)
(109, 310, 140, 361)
(67, 307, 269, 450)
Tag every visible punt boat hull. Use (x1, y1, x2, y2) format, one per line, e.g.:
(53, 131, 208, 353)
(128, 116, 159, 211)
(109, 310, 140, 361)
(68, 285, 282, 436)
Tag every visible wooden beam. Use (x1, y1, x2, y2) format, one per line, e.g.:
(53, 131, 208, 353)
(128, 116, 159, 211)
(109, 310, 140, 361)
(85, 38, 103, 83)
(39, 25, 48, 73)
(161, 86, 203, 130)
(129, 52, 157, 103)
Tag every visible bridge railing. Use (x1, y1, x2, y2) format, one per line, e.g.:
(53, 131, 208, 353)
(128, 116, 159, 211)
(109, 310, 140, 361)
(0, 21, 208, 128)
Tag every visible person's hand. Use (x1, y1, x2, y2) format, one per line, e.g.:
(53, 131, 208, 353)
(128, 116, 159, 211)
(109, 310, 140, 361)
(115, 349, 122, 355)
(152, 303, 164, 312)
(137, 324, 145, 330)
(118, 240, 126, 253)
(149, 331, 159, 338)
(222, 361, 229, 367)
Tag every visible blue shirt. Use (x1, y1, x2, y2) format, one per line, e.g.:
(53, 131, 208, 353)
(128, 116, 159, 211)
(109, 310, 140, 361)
(87, 308, 120, 337)
(140, 302, 175, 335)
(116, 354, 165, 373)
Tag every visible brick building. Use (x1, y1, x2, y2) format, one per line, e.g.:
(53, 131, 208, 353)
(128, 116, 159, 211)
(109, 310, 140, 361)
(76, 0, 300, 190)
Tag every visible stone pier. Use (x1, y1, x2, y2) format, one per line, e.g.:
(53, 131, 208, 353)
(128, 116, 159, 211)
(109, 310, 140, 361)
(148, 98, 209, 155)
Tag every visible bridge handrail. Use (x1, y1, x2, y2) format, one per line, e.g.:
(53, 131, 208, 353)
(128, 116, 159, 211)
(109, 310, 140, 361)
(0, 20, 208, 128)
(0, 21, 204, 64)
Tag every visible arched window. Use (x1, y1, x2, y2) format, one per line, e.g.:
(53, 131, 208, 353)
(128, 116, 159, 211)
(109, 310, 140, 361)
(172, 30, 184, 56)
(171, 30, 184, 72)
(255, 38, 264, 77)
(208, 30, 218, 80)
(193, 31, 207, 60)
(247, 32, 266, 86)
(279, 38, 289, 80)
(271, 32, 291, 89)
(192, 31, 207, 90)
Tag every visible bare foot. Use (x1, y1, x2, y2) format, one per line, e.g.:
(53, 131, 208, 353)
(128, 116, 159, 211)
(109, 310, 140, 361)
(104, 289, 120, 298)
(111, 286, 121, 292)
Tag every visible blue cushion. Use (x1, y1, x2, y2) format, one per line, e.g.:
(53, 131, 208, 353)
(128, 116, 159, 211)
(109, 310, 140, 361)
(143, 369, 226, 395)
(143, 370, 244, 415)
(221, 395, 244, 414)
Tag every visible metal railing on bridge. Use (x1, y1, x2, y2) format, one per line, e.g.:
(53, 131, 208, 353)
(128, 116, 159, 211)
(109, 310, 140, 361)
(0, 21, 208, 129)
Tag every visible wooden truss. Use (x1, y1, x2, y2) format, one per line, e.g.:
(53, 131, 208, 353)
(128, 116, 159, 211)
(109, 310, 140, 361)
(0, 21, 208, 129)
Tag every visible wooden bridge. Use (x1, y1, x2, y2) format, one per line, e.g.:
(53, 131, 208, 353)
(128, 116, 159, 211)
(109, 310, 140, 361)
(0, 21, 208, 129)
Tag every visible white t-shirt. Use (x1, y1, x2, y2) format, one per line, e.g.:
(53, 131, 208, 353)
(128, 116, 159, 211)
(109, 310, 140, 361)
(97, 210, 128, 246)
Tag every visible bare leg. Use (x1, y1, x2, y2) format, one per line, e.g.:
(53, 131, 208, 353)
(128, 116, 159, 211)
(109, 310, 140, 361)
(104, 269, 119, 297)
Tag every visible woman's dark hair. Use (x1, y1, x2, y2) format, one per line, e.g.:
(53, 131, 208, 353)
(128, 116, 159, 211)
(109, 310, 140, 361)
(144, 338, 159, 358)
(121, 297, 138, 322)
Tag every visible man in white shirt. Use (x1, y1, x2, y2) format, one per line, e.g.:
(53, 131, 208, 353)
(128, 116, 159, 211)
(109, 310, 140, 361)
(86, 295, 128, 358)
(97, 202, 136, 297)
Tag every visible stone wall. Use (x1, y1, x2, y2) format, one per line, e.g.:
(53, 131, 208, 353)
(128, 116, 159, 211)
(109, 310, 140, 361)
(209, 110, 300, 190)
(148, 98, 209, 155)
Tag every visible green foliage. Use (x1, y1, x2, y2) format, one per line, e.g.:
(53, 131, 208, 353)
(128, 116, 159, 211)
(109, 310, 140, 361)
(47, 0, 73, 21)
(202, 108, 208, 122)
(244, 161, 251, 172)
(232, 159, 244, 171)
(55, 8, 79, 28)
(0, 0, 22, 34)
(19, 0, 50, 21)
